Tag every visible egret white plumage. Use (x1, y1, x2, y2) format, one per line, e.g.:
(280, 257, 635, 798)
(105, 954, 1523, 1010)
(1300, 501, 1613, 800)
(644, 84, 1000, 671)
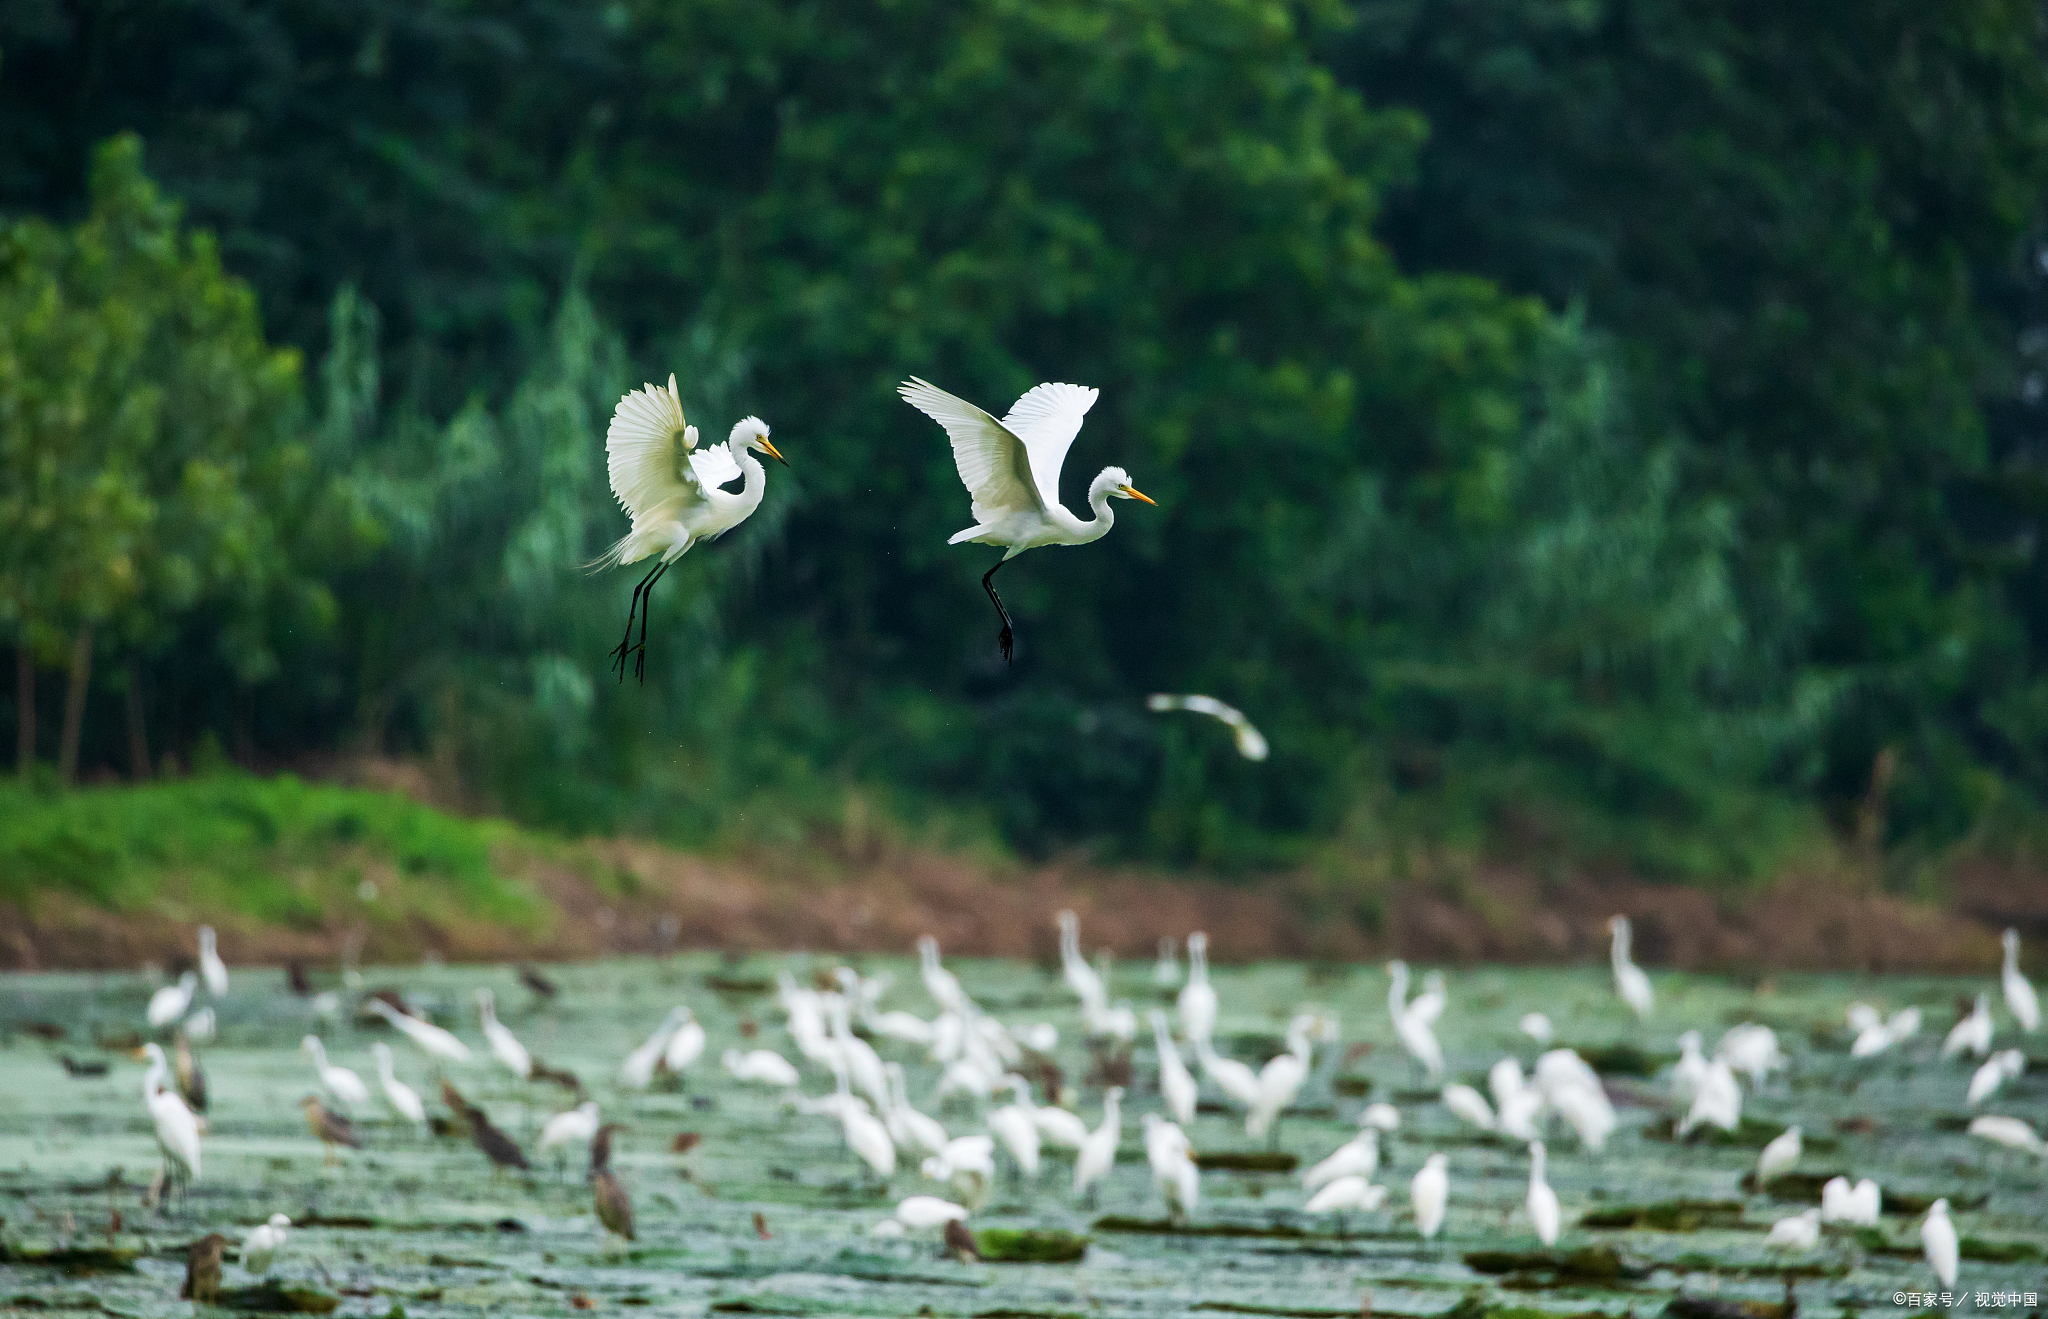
(476, 989, 531, 1079)
(988, 1079, 1043, 1178)
(1680, 1057, 1741, 1137)
(371, 1043, 426, 1127)
(1442, 1083, 1496, 1133)
(301, 1036, 369, 1108)
(1305, 1175, 1387, 1224)
(836, 1069, 898, 1179)
(1519, 1012, 1553, 1044)
(1489, 1058, 1543, 1142)
(1387, 962, 1445, 1079)
(148, 971, 198, 1029)
(1073, 1086, 1123, 1202)
(1525, 1141, 1560, 1245)
(1921, 1199, 1958, 1288)
(1820, 1175, 1880, 1226)
(1179, 932, 1217, 1045)
(1943, 994, 1994, 1059)
(1717, 1023, 1785, 1085)
(883, 1063, 950, 1159)
(1765, 1208, 1821, 1252)
(1756, 1125, 1801, 1182)
(1410, 1153, 1449, 1240)
(539, 1101, 601, 1155)
(2001, 929, 2038, 1032)
(1025, 1090, 1091, 1151)
(1408, 972, 1448, 1026)
(1142, 1114, 1200, 1223)
(891, 1195, 970, 1230)
(1359, 1102, 1401, 1132)
(196, 927, 228, 998)
(620, 1007, 686, 1088)
(1967, 1049, 2024, 1105)
(1196, 1037, 1262, 1111)
(724, 1047, 802, 1089)
(1056, 911, 1104, 1008)
(900, 377, 1155, 662)
(1146, 694, 1269, 761)
(922, 1135, 996, 1210)
(599, 378, 786, 681)
(1608, 916, 1653, 1020)
(917, 936, 967, 1016)
(1304, 1128, 1378, 1191)
(1150, 1009, 1198, 1125)
(366, 998, 471, 1065)
(1967, 1114, 2044, 1156)
(663, 1007, 707, 1074)
(138, 1043, 201, 1196)
(183, 1007, 216, 1043)
(1246, 1014, 1316, 1140)
(241, 1214, 290, 1275)
(1154, 937, 1181, 987)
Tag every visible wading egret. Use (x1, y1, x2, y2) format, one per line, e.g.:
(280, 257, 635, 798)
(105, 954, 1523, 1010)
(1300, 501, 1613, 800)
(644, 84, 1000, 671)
(1766, 1208, 1821, 1252)
(1943, 995, 1994, 1059)
(1967, 1049, 2025, 1105)
(2001, 930, 2038, 1032)
(899, 377, 1154, 662)
(301, 1036, 369, 1108)
(1671, 1031, 1709, 1104)
(1305, 1175, 1386, 1232)
(1757, 1125, 1801, 1182)
(663, 1007, 708, 1074)
(724, 1047, 801, 1089)
(1717, 1024, 1785, 1085)
(539, 1101, 601, 1155)
(1056, 911, 1104, 1009)
(620, 1007, 686, 1088)
(241, 1214, 290, 1275)
(884, 1063, 950, 1159)
(1526, 1141, 1559, 1245)
(366, 998, 471, 1065)
(988, 1079, 1043, 1177)
(1246, 1015, 1315, 1140)
(184, 1007, 215, 1043)
(148, 972, 198, 1029)
(1967, 1114, 2044, 1156)
(477, 989, 531, 1079)
(197, 927, 228, 998)
(1146, 694, 1269, 761)
(1073, 1087, 1124, 1202)
(1150, 1009, 1198, 1125)
(1304, 1128, 1378, 1191)
(1680, 1057, 1741, 1136)
(917, 936, 967, 1016)
(1519, 1012, 1553, 1044)
(1922, 1199, 1958, 1288)
(1360, 1102, 1401, 1132)
(599, 376, 786, 682)
(1178, 932, 1217, 1045)
(371, 1043, 426, 1127)
(1821, 1175, 1880, 1226)
(138, 1044, 201, 1197)
(892, 1195, 970, 1230)
(1196, 1037, 1262, 1111)
(1142, 1114, 1200, 1223)
(1609, 916, 1653, 1020)
(1442, 1083, 1496, 1133)
(1411, 1153, 1449, 1240)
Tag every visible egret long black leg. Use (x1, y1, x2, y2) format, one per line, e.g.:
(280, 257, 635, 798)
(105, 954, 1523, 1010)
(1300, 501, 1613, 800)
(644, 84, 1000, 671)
(610, 561, 665, 682)
(630, 560, 672, 685)
(982, 558, 1016, 664)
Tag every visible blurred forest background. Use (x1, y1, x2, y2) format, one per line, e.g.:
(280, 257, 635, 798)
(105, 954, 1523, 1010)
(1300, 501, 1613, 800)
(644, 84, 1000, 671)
(5, 0, 2048, 917)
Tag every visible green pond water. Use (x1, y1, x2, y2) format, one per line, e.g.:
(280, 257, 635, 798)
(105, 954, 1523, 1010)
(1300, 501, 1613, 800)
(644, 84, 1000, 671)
(1, 952, 2044, 1317)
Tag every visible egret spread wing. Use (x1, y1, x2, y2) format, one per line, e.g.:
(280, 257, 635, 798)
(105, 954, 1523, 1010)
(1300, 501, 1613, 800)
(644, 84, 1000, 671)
(607, 374, 706, 519)
(1001, 382, 1098, 511)
(688, 443, 744, 491)
(899, 378, 1042, 523)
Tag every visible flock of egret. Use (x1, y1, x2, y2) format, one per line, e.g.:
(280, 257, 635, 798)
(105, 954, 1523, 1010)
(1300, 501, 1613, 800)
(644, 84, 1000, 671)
(124, 915, 2041, 1297)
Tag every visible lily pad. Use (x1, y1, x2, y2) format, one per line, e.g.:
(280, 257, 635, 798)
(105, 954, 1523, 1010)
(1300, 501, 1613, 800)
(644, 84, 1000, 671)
(1960, 1236, 2044, 1263)
(1094, 1216, 1308, 1238)
(1579, 1199, 1747, 1231)
(1195, 1151, 1299, 1173)
(216, 1281, 342, 1313)
(973, 1228, 1089, 1263)
(0, 1242, 139, 1273)
(1560, 1042, 1674, 1078)
(1462, 1245, 1647, 1282)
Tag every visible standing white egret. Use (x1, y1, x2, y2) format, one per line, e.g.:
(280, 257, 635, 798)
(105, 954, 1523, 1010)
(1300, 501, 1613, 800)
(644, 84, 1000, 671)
(1608, 916, 1653, 1020)
(1822, 1176, 1881, 1227)
(1921, 1199, 1958, 1289)
(724, 1048, 802, 1089)
(1150, 1009, 1198, 1125)
(2001, 929, 2038, 1032)
(988, 1079, 1043, 1178)
(1967, 1114, 2045, 1156)
(539, 1101, 601, 1155)
(899, 377, 1155, 662)
(301, 1036, 370, 1109)
(1246, 1015, 1316, 1140)
(196, 927, 228, 998)
(1671, 1030, 1709, 1105)
(370, 1043, 426, 1127)
(241, 1214, 290, 1275)
(663, 1007, 708, 1075)
(1305, 1128, 1378, 1191)
(477, 989, 531, 1079)
(366, 998, 472, 1065)
(890, 1195, 970, 1231)
(620, 1007, 686, 1088)
(1943, 995, 1994, 1059)
(884, 1063, 951, 1159)
(1196, 1037, 1262, 1111)
(1519, 1012, 1553, 1044)
(1680, 1057, 1742, 1137)
(1525, 1142, 1560, 1246)
(138, 1043, 201, 1197)
(917, 936, 967, 1016)
(1305, 1176, 1387, 1228)
(1967, 1049, 2025, 1105)
(1142, 1114, 1201, 1223)
(1178, 932, 1218, 1045)
(1146, 694, 1270, 761)
(1359, 1102, 1401, 1132)
(1410, 1153, 1449, 1240)
(1056, 911, 1105, 1009)
(148, 972, 198, 1029)
(1717, 1024, 1785, 1086)
(599, 377, 786, 682)
(1073, 1087, 1124, 1202)
(1442, 1084, 1496, 1133)
(1766, 1208, 1821, 1253)
(1757, 1125, 1801, 1182)
(1387, 963, 1445, 1079)
(833, 1067, 897, 1180)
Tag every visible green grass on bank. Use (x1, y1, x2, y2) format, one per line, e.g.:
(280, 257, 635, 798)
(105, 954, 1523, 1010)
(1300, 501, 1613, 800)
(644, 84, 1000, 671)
(0, 773, 550, 933)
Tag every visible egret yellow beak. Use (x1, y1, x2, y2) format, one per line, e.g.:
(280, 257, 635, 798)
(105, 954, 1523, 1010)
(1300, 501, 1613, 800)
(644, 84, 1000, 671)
(758, 436, 789, 467)
(1120, 484, 1157, 506)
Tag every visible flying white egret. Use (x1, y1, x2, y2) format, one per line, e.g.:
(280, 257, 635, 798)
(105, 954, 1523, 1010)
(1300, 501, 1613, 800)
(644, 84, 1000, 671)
(1146, 694, 1269, 761)
(1150, 1009, 1198, 1125)
(1943, 995, 1994, 1059)
(724, 1047, 801, 1089)
(370, 1043, 426, 1127)
(1178, 932, 1217, 1045)
(241, 1214, 290, 1275)
(148, 972, 198, 1029)
(366, 998, 471, 1065)
(1411, 1153, 1449, 1240)
(620, 1007, 686, 1088)
(476, 989, 531, 1079)
(899, 377, 1155, 662)
(138, 1043, 201, 1197)
(1608, 916, 1653, 1019)
(599, 377, 786, 681)
(196, 927, 228, 998)
(301, 1036, 369, 1109)
(1757, 1126, 1801, 1182)
(2001, 929, 2038, 1031)
(1304, 1128, 1378, 1191)
(1073, 1087, 1124, 1202)
(1526, 1141, 1560, 1246)
(1766, 1208, 1821, 1253)
(1922, 1199, 1958, 1288)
